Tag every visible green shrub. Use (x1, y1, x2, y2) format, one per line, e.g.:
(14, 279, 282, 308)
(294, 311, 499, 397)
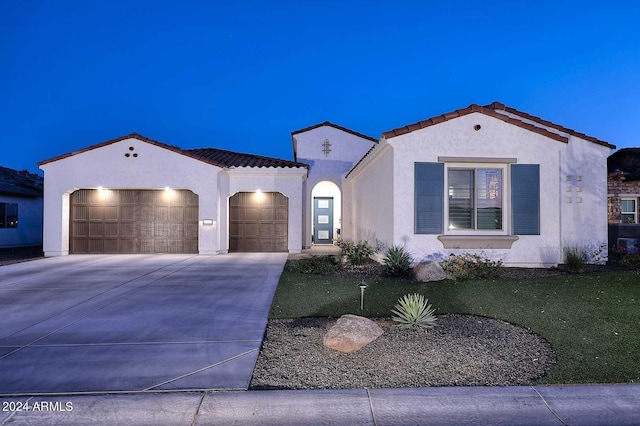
(440, 252, 503, 281)
(621, 253, 640, 269)
(382, 245, 413, 276)
(284, 256, 342, 274)
(391, 293, 437, 330)
(564, 245, 587, 273)
(336, 239, 379, 266)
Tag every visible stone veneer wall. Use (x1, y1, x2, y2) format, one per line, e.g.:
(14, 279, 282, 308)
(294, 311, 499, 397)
(607, 177, 640, 223)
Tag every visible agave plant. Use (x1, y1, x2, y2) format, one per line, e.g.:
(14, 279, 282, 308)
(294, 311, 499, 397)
(382, 245, 413, 276)
(391, 293, 437, 330)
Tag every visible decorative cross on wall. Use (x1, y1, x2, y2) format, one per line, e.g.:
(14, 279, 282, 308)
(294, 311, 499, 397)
(322, 139, 332, 157)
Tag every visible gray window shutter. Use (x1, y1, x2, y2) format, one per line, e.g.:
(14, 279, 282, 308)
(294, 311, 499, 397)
(511, 164, 540, 235)
(415, 162, 444, 234)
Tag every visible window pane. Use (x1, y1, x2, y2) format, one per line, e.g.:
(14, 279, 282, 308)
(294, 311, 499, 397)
(6, 204, 18, 228)
(621, 199, 636, 214)
(448, 169, 474, 229)
(477, 169, 503, 230)
(0, 203, 5, 228)
(622, 214, 636, 224)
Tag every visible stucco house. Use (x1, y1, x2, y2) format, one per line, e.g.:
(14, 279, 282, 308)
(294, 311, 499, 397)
(0, 166, 44, 248)
(607, 148, 640, 253)
(39, 102, 614, 266)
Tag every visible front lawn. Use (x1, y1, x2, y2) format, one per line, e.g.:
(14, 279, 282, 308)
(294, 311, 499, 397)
(270, 270, 640, 384)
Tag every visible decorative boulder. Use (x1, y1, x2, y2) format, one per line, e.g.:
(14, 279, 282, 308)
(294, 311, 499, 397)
(412, 261, 447, 282)
(323, 314, 384, 353)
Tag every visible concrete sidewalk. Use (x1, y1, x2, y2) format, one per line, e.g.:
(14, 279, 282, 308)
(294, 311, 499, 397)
(1, 384, 638, 425)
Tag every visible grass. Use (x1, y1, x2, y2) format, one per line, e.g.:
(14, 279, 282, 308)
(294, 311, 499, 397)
(270, 270, 640, 384)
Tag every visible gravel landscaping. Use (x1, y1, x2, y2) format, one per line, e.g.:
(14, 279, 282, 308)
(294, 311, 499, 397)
(250, 314, 556, 390)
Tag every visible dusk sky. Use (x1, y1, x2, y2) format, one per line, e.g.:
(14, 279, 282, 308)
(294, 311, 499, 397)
(1, 1, 639, 174)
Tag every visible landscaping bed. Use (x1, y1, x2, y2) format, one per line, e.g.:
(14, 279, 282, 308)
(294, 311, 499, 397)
(250, 314, 555, 390)
(255, 256, 640, 387)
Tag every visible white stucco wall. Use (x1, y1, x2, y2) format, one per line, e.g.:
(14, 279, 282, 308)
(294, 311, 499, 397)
(558, 135, 612, 261)
(218, 167, 307, 253)
(39, 138, 221, 256)
(349, 112, 610, 266)
(0, 194, 43, 247)
(346, 143, 394, 247)
(293, 125, 376, 247)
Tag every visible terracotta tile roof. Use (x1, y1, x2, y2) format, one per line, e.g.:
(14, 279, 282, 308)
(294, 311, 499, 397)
(186, 147, 309, 169)
(0, 166, 43, 197)
(39, 133, 308, 170)
(345, 144, 377, 178)
(382, 102, 615, 149)
(488, 102, 615, 149)
(291, 121, 378, 143)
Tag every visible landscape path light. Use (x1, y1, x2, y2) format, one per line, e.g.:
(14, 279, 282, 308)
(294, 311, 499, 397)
(358, 281, 368, 312)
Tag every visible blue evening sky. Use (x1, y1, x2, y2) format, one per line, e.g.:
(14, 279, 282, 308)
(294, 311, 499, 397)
(1, 1, 639, 174)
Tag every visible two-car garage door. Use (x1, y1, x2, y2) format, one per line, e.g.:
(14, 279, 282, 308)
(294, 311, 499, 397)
(70, 189, 198, 254)
(70, 189, 289, 254)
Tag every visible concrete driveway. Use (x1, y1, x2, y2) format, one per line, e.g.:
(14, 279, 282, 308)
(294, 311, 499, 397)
(0, 253, 287, 395)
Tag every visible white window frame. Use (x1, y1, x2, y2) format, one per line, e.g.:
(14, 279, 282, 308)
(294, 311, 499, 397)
(444, 163, 509, 236)
(621, 197, 638, 224)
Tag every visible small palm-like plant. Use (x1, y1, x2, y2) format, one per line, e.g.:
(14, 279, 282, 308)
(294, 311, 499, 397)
(382, 245, 413, 276)
(391, 293, 437, 330)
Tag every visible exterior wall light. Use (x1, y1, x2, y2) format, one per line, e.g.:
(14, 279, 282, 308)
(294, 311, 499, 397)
(203, 219, 214, 226)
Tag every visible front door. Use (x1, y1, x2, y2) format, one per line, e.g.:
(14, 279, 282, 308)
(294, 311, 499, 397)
(313, 197, 333, 244)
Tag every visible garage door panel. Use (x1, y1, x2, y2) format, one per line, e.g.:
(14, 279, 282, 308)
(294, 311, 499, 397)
(88, 206, 103, 220)
(245, 207, 260, 222)
(104, 223, 119, 237)
(88, 239, 104, 253)
(260, 208, 274, 221)
(73, 222, 88, 237)
(185, 206, 198, 221)
(121, 205, 135, 220)
(70, 189, 198, 254)
(120, 222, 135, 237)
(73, 205, 87, 220)
(119, 239, 135, 253)
(229, 192, 288, 253)
(89, 223, 104, 236)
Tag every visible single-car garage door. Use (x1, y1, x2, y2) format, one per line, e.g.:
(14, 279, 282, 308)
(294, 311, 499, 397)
(70, 189, 198, 254)
(229, 192, 288, 252)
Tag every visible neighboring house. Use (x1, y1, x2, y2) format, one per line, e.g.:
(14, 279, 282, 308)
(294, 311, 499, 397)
(0, 166, 44, 248)
(39, 102, 615, 266)
(607, 148, 640, 253)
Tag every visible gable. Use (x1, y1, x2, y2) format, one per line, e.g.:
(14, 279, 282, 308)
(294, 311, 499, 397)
(38, 133, 227, 168)
(382, 102, 615, 149)
(291, 122, 377, 163)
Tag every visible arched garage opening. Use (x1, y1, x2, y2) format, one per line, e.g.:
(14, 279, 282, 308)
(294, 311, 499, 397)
(69, 188, 199, 254)
(229, 191, 288, 252)
(311, 180, 341, 245)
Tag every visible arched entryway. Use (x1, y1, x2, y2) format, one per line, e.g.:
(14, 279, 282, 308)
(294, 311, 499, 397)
(311, 181, 341, 245)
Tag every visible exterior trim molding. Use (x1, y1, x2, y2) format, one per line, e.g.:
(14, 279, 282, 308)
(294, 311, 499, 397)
(437, 157, 518, 164)
(437, 235, 519, 249)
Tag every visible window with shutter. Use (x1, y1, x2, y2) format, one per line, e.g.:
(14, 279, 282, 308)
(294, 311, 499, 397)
(511, 164, 540, 235)
(415, 162, 444, 234)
